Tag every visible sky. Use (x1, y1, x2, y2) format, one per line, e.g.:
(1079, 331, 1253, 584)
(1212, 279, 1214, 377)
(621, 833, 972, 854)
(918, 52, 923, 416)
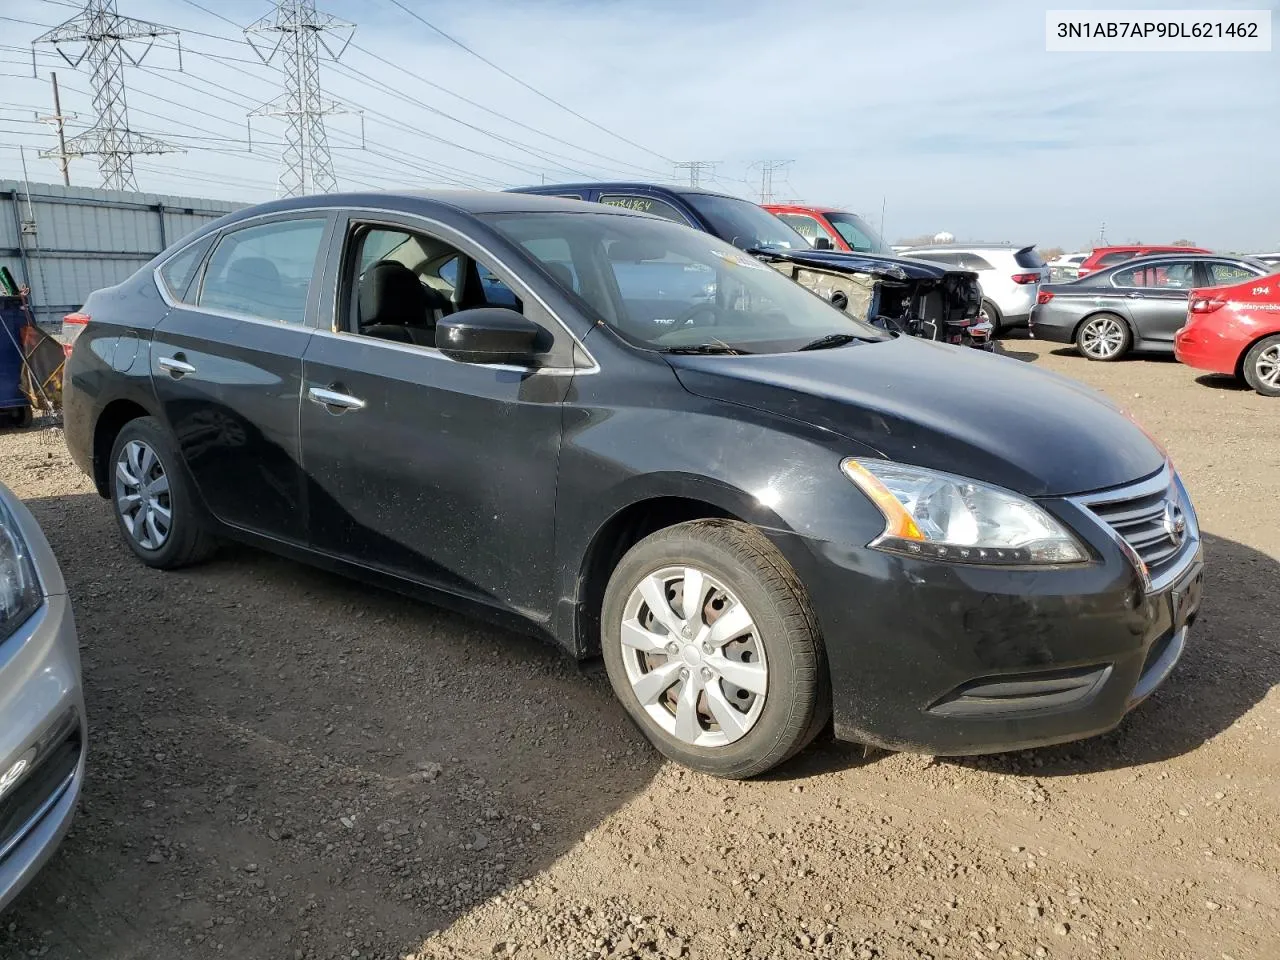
(2, 0, 1279, 251)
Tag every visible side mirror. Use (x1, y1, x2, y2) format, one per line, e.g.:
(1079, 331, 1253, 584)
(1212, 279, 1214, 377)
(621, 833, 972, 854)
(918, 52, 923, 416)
(436, 307, 547, 365)
(813, 236, 833, 250)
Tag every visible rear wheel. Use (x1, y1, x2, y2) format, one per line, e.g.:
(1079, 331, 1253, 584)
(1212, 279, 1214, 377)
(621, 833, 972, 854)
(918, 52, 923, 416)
(1076, 313, 1131, 361)
(1243, 334, 1280, 397)
(109, 416, 216, 569)
(601, 520, 829, 779)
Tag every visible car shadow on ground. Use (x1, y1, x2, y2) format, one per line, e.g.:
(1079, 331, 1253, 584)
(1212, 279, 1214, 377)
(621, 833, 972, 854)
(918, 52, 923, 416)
(0, 492, 662, 960)
(4, 496, 1277, 956)
(1194, 373, 1250, 391)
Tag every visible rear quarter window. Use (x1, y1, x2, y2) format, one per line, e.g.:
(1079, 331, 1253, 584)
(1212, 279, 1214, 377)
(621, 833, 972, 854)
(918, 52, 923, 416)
(158, 235, 216, 303)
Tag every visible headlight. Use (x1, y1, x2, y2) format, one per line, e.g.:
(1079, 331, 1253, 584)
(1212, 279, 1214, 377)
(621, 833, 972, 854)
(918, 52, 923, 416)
(841, 459, 1088, 565)
(0, 497, 42, 643)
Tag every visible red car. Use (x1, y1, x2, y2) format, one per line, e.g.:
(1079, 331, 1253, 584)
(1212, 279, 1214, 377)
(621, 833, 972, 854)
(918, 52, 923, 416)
(761, 204, 890, 255)
(1076, 245, 1211, 277)
(1175, 273, 1280, 396)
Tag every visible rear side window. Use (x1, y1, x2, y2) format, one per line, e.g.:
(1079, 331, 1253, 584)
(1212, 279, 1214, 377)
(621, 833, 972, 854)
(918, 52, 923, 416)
(198, 218, 327, 324)
(775, 214, 828, 246)
(1014, 247, 1046, 268)
(598, 194, 691, 225)
(1097, 251, 1136, 267)
(158, 235, 215, 303)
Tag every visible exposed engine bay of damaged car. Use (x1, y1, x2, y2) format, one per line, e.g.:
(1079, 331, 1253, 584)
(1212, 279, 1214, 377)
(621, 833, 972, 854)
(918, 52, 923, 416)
(758, 249, 989, 348)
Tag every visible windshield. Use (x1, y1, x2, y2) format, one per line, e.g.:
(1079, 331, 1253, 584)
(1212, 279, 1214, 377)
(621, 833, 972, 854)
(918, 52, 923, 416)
(823, 211, 890, 255)
(681, 194, 811, 252)
(483, 211, 885, 353)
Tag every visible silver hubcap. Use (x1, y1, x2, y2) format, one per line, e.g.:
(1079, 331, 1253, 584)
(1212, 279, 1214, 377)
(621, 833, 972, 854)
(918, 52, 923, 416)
(115, 440, 171, 550)
(1081, 316, 1125, 358)
(620, 566, 767, 748)
(1257, 345, 1280, 389)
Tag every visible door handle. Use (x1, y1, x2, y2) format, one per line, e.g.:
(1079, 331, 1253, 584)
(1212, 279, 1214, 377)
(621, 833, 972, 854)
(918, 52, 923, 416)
(308, 386, 365, 412)
(1125, 292, 1146, 299)
(158, 356, 196, 377)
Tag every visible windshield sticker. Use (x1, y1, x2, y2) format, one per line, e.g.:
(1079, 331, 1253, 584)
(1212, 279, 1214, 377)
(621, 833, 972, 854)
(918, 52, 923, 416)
(601, 197, 661, 213)
(713, 249, 768, 271)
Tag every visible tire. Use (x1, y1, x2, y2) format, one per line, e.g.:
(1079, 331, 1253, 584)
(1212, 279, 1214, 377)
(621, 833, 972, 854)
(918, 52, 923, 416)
(12, 406, 32, 428)
(1075, 312, 1132, 361)
(1242, 334, 1280, 397)
(981, 300, 1002, 337)
(601, 519, 829, 779)
(108, 416, 216, 569)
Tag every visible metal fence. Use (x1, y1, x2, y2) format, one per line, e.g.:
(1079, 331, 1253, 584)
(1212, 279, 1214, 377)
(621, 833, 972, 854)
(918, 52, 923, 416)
(1, 180, 245, 328)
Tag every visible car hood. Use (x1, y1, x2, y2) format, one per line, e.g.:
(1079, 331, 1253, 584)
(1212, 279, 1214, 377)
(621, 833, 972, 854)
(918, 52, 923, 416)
(752, 247, 970, 282)
(667, 335, 1164, 497)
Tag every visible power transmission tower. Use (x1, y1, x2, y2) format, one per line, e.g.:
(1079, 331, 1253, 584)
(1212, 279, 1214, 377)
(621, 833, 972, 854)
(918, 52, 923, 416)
(32, 1, 182, 192)
(246, 0, 357, 198)
(674, 161, 717, 187)
(750, 160, 793, 204)
(37, 72, 76, 186)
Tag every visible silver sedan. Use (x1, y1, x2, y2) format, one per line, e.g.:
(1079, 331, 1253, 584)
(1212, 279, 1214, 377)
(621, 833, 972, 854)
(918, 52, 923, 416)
(0, 481, 85, 913)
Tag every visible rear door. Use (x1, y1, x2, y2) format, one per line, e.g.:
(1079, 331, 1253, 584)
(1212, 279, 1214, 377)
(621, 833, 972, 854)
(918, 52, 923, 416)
(1109, 259, 1200, 343)
(150, 212, 334, 543)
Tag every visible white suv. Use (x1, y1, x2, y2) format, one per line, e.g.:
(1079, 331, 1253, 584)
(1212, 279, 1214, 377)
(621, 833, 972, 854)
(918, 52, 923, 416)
(897, 244, 1050, 334)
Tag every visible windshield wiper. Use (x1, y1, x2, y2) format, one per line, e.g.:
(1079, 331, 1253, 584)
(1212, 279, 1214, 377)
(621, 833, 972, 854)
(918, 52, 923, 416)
(662, 343, 747, 355)
(797, 333, 862, 351)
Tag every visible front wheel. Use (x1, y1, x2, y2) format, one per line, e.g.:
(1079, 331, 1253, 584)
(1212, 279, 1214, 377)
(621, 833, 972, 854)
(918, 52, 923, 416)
(1242, 335, 1280, 397)
(1076, 313, 1131, 361)
(601, 520, 829, 779)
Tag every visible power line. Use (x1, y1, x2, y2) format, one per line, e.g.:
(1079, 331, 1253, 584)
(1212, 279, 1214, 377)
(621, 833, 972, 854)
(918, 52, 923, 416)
(245, 0, 355, 197)
(32, 0, 181, 190)
(749, 159, 793, 204)
(674, 161, 718, 187)
(382, 0, 673, 165)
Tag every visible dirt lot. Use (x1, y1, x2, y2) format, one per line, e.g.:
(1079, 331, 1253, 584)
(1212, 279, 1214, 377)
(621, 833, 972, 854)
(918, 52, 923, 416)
(1, 339, 1277, 960)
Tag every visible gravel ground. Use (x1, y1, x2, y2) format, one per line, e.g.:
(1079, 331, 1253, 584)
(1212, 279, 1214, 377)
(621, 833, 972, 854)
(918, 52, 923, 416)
(1, 338, 1277, 960)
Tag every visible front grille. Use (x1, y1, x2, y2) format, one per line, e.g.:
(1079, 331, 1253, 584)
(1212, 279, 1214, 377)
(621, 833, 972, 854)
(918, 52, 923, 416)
(0, 713, 81, 864)
(1077, 468, 1197, 589)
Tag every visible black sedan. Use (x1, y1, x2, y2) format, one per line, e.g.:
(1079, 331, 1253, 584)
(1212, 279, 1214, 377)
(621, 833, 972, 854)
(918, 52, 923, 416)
(62, 191, 1203, 778)
(1030, 253, 1271, 360)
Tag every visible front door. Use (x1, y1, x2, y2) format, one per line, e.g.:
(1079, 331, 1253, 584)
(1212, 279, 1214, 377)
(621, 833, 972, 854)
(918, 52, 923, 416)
(1109, 259, 1200, 344)
(298, 214, 572, 623)
(150, 213, 333, 543)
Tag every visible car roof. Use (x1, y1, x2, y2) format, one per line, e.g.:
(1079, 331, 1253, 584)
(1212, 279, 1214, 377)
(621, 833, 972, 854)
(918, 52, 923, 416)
(220, 189, 653, 220)
(898, 243, 1033, 252)
(1091, 244, 1204, 252)
(508, 181, 742, 201)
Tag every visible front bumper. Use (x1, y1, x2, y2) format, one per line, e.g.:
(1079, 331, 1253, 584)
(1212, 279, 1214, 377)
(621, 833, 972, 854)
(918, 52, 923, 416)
(0, 496, 85, 914)
(773, 487, 1203, 756)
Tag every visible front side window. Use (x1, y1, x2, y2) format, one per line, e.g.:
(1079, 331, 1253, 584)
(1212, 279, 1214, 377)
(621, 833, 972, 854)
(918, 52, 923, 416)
(598, 194, 691, 225)
(823, 212, 890, 255)
(158, 234, 215, 303)
(339, 222, 524, 347)
(198, 218, 326, 324)
(1208, 261, 1255, 285)
(484, 211, 886, 354)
